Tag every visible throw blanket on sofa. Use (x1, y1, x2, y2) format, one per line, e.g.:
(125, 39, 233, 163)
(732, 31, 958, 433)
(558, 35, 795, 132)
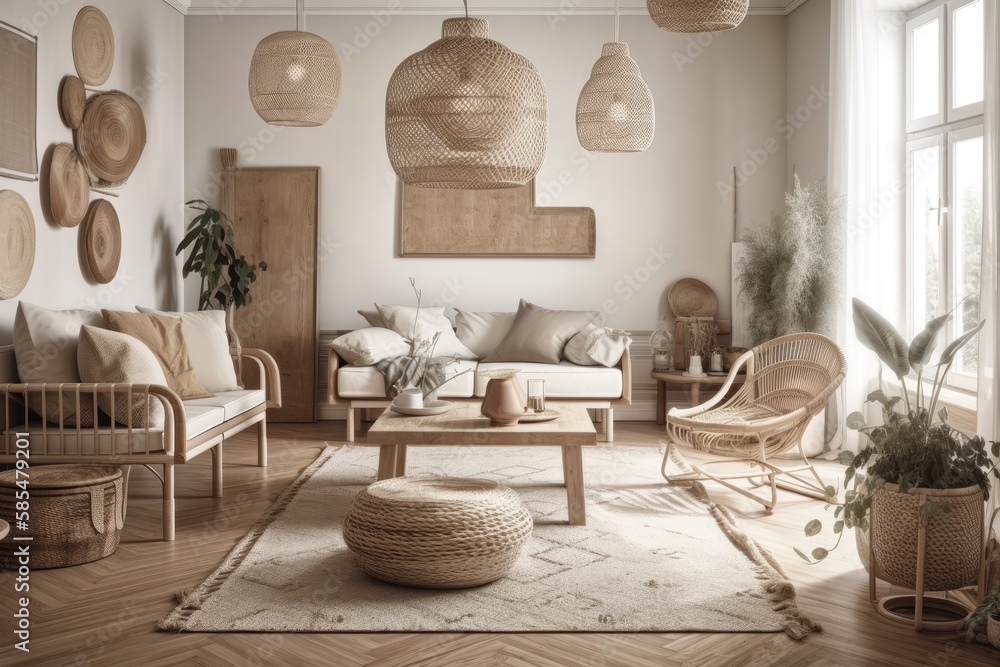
(376, 355, 456, 399)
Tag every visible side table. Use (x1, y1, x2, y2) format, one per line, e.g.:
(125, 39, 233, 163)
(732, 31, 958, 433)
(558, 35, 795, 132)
(651, 370, 747, 425)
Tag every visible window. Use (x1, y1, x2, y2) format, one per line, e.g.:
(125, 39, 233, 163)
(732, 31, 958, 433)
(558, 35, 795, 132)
(905, 0, 984, 391)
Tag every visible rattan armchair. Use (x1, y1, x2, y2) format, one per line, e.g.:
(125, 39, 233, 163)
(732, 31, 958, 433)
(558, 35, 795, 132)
(662, 333, 847, 511)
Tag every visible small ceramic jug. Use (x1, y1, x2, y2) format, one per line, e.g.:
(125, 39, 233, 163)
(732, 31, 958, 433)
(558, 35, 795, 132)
(480, 371, 525, 426)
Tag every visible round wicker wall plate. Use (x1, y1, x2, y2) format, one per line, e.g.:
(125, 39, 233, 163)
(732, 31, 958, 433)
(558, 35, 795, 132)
(0, 190, 36, 300)
(72, 6, 115, 86)
(60, 76, 87, 129)
(76, 91, 146, 187)
(83, 199, 121, 284)
(49, 143, 91, 228)
(668, 278, 718, 317)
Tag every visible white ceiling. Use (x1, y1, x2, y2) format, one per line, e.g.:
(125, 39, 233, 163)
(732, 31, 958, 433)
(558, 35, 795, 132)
(167, 0, 810, 16)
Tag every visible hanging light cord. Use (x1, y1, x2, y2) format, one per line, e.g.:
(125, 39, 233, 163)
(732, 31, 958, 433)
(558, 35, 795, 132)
(296, 0, 306, 31)
(464, 0, 469, 18)
(614, 0, 619, 42)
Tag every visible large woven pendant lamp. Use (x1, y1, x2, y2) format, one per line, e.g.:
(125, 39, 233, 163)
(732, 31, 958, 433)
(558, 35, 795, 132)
(385, 1, 547, 189)
(647, 0, 749, 33)
(248, 0, 342, 127)
(576, 0, 654, 153)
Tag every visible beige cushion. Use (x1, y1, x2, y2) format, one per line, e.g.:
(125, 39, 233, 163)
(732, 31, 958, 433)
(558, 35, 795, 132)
(13, 302, 105, 426)
(564, 324, 632, 367)
(357, 309, 387, 328)
(331, 328, 410, 366)
(455, 310, 516, 359)
(102, 310, 213, 400)
(337, 360, 477, 399)
(483, 300, 600, 364)
(77, 326, 168, 428)
(375, 303, 476, 360)
(183, 389, 266, 421)
(136, 307, 240, 393)
(474, 361, 623, 399)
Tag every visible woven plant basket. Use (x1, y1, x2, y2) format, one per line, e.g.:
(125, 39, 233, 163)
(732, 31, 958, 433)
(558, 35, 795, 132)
(989, 615, 1000, 649)
(647, 0, 749, 33)
(344, 475, 533, 589)
(248, 30, 342, 127)
(385, 17, 547, 189)
(576, 42, 654, 153)
(856, 483, 984, 592)
(0, 465, 125, 569)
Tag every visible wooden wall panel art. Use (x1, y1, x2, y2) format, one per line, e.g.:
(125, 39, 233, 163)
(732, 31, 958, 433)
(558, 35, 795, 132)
(399, 180, 596, 257)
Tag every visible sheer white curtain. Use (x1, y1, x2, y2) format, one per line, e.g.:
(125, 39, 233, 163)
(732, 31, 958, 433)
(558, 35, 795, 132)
(978, 0, 1000, 530)
(828, 0, 881, 452)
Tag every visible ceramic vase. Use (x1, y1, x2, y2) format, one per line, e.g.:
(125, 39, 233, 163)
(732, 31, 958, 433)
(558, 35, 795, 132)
(480, 372, 524, 426)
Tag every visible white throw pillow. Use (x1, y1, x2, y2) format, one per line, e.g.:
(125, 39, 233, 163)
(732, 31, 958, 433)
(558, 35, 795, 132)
(331, 328, 410, 366)
(135, 307, 241, 393)
(78, 326, 167, 428)
(455, 310, 516, 360)
(13, 302, 106, 425)
(564, 324, 632, 368)
(375, 303, 476, 360)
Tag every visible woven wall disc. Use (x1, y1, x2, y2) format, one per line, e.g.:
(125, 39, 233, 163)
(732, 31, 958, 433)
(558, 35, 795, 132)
(0, 190, 36, 300)
(49, 144, 91, 228)
(668, 278, 718, 317)
(76, 91, 146, 188)
(60, 76, 87, 129)
(72, 6, 115, 86)
(83, 199, 121, 284)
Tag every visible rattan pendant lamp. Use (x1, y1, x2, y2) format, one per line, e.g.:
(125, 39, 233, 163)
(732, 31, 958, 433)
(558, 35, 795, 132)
(384, 0, 548, 189)
(647, 0, 749, 33)
(576, 0, 655, 152)
(248, 0, 342, 127)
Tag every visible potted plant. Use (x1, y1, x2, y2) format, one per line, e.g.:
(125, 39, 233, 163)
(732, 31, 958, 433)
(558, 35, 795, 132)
(966, 594, 1000, 648)
(175, 200, 267, 364)
(799, 299, 998, 601)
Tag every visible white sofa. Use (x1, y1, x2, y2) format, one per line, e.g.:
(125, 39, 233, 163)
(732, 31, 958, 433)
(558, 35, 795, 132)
(328, 350, 632, 442)
(0, 344, 281, 541)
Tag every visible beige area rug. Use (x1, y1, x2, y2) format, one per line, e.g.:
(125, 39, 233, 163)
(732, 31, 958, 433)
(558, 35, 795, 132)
(160, 445, 818, 638)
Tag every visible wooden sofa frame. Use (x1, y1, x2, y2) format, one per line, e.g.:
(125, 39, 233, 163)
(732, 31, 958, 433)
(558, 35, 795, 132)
(327, 348, 632, 443)
(0, 345, 281, 541)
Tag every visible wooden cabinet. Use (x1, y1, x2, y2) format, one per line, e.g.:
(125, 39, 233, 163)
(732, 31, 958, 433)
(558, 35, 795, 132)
(221, 151, 319, 422)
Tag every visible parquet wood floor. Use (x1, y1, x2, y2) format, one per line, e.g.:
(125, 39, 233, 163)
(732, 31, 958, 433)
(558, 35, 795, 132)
(0, 421, 995, 666)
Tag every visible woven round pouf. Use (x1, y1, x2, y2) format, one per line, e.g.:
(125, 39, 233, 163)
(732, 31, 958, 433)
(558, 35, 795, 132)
(0, 465, 125, 569)
(344, 476, 533, 589)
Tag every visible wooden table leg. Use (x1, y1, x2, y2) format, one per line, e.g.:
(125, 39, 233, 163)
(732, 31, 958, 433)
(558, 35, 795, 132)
(561, 445, 586, 526)
(394, 444, 407, 477)
(690, 383, 701, 407)
(656, 379, 666, 425)
(377, 445, 398, 480)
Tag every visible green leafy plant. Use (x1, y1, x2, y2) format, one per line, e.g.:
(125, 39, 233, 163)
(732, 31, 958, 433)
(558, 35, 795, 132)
(176, 200, 267, 311)
(796, 298, 998, 563)
(964, 594, 1000, 642)
(736, 176, 844, 345)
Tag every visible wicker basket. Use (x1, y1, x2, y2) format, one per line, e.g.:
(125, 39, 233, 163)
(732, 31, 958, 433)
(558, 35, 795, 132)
(856, 484, 983, 592)
(0, 465, 125, 569)
(344, 476, 532, 589)
(988, 615, 1000, 649)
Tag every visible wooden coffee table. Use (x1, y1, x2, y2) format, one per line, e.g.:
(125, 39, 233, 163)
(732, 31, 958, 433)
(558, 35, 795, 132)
(367, 401, 597, 525)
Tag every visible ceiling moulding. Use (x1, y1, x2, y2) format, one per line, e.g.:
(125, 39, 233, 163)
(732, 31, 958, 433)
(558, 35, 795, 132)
(182, 0, 798, 17)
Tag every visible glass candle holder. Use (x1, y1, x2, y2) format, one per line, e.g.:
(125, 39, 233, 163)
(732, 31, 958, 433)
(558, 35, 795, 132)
(653, 348, 673, 372)
(526, 379, 545, 412)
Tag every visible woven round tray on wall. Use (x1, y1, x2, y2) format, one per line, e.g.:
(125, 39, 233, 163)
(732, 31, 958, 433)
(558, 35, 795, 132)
(83, 199, 121, 284)
(668, 278, 718, 317)
(72, 5, 115, 86)
(0, 190, 36, 300)
(60, 75, 87, 130)
(76, 91, 146, 188)
(49, 143, 91, 228)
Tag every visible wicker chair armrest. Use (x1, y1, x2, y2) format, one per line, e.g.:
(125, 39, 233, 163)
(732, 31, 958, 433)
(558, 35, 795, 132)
(237, 348, 282, 409)
(0, 382, 187, 459)
(666, 350, 755, 419)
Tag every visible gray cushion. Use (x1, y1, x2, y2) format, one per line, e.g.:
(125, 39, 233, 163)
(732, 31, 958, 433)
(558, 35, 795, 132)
(482, 300, 599, 364)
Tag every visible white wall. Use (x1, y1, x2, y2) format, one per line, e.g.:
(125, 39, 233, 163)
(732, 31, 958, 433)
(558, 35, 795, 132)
(184, 12, 788, 331)
(785, 0, 831, 190)
(0, 0, 185, 345)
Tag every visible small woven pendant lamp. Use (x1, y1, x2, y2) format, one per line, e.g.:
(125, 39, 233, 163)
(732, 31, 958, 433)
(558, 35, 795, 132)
(248, 0, 342, 127)
(576, 0, 655, 153)
(385, 0, 547, 189)
(647, 0, 749, 33)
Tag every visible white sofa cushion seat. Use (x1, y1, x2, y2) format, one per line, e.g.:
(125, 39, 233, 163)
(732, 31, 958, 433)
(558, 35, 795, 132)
(183, 389, 266, 421)
(337, 361, 477, 399)
(474, 361, 623, 399)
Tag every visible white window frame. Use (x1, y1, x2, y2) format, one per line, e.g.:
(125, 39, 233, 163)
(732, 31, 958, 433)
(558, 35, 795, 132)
(905, 134, 947, 340)
(906, 5, 947, 133)
(946, 0, 985, 122)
